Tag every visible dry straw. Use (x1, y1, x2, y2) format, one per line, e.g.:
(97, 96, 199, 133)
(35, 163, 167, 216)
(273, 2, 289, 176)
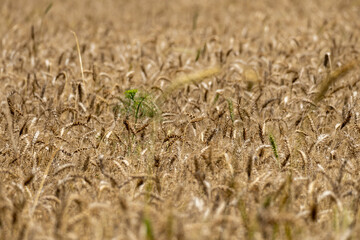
(162, 66, 220, 99)
(314, 60, 359, 103)
(71, 31, 85, 83)
(31, 148, 60, 216)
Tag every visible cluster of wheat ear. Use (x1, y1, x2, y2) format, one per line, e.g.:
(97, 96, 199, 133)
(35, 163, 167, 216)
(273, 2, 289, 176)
(1, 0, 360, 239)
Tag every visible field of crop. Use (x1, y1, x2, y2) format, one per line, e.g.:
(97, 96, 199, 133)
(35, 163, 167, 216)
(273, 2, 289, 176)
(1, 0, 360, 239)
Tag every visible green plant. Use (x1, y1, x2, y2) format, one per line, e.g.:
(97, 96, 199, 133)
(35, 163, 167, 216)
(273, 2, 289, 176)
(269, 134, 279, 159)
(122, 89, 157, 123)
(143, 216, 155, 240)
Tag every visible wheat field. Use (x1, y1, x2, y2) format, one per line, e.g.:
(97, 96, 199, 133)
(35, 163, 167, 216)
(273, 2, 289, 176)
(1, 0, 360, 239)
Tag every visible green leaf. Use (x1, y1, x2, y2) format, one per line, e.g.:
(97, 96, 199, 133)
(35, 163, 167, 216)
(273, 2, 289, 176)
(44, 3, 53, 16)
(227, 98, 234, 122)
(269, 134, 278, 159)
(143, 217, 155, 240)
